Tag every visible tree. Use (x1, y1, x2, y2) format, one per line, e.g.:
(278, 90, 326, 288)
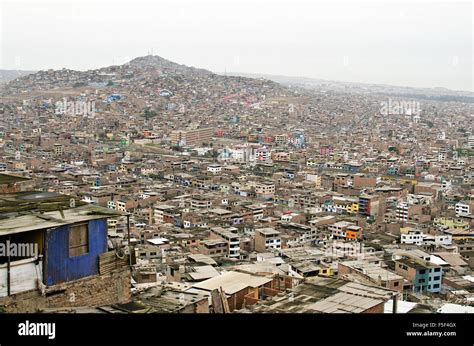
(143, 108, 157, 120)
(388, 146, 399, 154)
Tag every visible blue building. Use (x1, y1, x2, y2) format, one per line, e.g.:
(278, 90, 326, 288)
(395, 257, 443, 293)
(105, 94, 122, 103)
(0, 191, 125, 295)
(387, 166, 398, 175)
(343, 163, 363, 173)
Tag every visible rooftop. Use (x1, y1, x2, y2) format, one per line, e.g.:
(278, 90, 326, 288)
(191, 270, 273, 295)
(257, 227, 280, 236)
(340, 260, 403, 281)
(308, 291, 384, 313)
(0, 192, 124, 235)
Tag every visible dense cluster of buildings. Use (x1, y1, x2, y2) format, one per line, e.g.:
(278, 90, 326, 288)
(0, 55, 473, 313)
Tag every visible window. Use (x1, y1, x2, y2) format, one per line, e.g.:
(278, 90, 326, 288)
(394, 282, 399, 287)
(418, 278, 425, 283)
(434, 268, 441, 272)
(69, 223, 89, 257)
(434, 276, 441, 281)
(419, 269, 426, 274)
(433, 284, 440, 289)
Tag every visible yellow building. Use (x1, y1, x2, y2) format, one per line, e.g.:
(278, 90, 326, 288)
(305, 173, 322, 188)
(318, 267, 334, 277)
(346, 202, 359, 214)
(381, 176, 418, 185)
(434, 217, 469, 231)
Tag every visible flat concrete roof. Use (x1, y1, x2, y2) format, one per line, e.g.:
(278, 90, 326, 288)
(257, 227, 280, 236)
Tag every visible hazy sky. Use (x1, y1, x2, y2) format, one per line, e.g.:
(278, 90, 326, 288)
(0, 0, 472, 91)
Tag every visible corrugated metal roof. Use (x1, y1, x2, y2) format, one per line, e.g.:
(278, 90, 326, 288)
(434, 252, 468, 267)
(192, 271, 272, 294)
(187, 254, 218, 266)
(308, 292, 383, 313)
(0, 204, 125, 235)
(338, 282, 396, 300)
(188, 265, 220, 280)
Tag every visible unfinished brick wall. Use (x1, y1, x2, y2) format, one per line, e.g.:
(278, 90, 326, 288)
(0, 268, 131, 313)
(179, 299, 209, 313)
(362, 302, 384, 313)
(337, 263, 351, 278)
(270, 276, 293, 290)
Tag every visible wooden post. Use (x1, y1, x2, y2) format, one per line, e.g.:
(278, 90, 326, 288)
(220, 287, 230, 313)
(210, 289, 224, 313)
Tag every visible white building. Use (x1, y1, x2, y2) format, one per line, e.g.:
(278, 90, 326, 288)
(207, 164, 222, 174)
(401, 230, 424, 245)
(455, 201, 472, 216)
(229, 148, 246, 162)
(396, 202, 409, 222)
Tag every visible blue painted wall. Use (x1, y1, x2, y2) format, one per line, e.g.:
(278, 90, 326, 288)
(45, 219, 108, 285)
(413, 266, 442, 293)
(427, 267, 443, 293)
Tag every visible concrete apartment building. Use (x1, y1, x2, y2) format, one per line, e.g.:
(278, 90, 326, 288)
(170, 127, 213, 146)
(210, 227, 241, 259)
(255, 181, 275, 199)
(329, 221, 362, 241)
(395, 257, 443, 293)
(455, 201, 474, 216)
(255, 228, 281, 252)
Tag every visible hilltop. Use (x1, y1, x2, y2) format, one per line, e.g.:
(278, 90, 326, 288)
(0, 70, 35, 84)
